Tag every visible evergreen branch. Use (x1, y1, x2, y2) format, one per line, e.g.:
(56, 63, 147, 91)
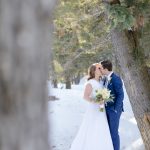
(62, 35, 111, 71)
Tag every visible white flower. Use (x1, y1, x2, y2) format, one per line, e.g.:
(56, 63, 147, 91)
(95, 88, 114, 112)
(96, 88, 111, 100)
(108, 77, 112, 83)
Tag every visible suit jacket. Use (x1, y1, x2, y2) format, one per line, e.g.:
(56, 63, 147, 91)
(105, 73, 124, 112)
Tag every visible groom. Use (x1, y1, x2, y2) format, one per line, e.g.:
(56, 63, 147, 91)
(99, 60, 124, 150)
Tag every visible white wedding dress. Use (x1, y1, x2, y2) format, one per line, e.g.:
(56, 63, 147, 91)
(70, 79, 114, 150)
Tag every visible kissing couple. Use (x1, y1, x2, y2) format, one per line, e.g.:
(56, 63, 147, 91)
(70, 60, 124, 150)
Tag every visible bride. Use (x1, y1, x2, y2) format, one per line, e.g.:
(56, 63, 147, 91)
(70, 63, 114, 150)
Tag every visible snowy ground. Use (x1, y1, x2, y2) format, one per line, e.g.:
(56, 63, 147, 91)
(48, 82, 145, 150)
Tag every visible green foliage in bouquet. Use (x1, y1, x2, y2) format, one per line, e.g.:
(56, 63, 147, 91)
(95, 88, 114, 112)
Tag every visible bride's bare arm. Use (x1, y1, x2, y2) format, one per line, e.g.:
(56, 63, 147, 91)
(83, 83, 94, 103)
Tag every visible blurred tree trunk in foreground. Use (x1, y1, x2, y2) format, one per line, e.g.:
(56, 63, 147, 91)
(0, 0, 55, 150)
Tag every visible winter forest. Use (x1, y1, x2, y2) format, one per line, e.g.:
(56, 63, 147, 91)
(0, 0, 150, 150)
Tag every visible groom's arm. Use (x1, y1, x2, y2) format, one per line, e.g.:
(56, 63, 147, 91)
(113, 76, 124, 112)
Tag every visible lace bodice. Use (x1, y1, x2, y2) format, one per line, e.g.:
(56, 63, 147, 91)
(85, 79, 104, 99)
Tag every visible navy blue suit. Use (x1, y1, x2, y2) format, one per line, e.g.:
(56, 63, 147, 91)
(105, 73, 124, 150)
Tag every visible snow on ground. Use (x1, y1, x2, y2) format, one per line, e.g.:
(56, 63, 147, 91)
(48, 81, 145, 150)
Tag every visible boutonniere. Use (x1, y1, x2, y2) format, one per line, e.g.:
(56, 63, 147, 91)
(108, 77, 112, 84)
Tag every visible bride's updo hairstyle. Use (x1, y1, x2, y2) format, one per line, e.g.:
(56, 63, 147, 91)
(87, 63, 101, 80)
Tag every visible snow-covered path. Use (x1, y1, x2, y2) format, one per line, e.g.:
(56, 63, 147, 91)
(48, 83, 144, 150)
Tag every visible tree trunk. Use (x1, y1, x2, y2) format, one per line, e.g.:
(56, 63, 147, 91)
(0, 0, 55, 149)
(111, 29, 150, 149)
(65, 76, 71, 89)
(102, 0, 150, 148)
(74, 72, 81, 85)
(53, 79, 58, 88)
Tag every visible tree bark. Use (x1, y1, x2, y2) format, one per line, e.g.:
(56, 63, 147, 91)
(111, 29, 150, 149)
(65, 75, 71, 89)
(0, 0, 55, 149)
(53, 79, 58, 88)
(74, 72, 81, 85)
(102, 0, 150, 148)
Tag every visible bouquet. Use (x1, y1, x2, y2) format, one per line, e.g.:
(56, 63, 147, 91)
(95, 88, 114, 112)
